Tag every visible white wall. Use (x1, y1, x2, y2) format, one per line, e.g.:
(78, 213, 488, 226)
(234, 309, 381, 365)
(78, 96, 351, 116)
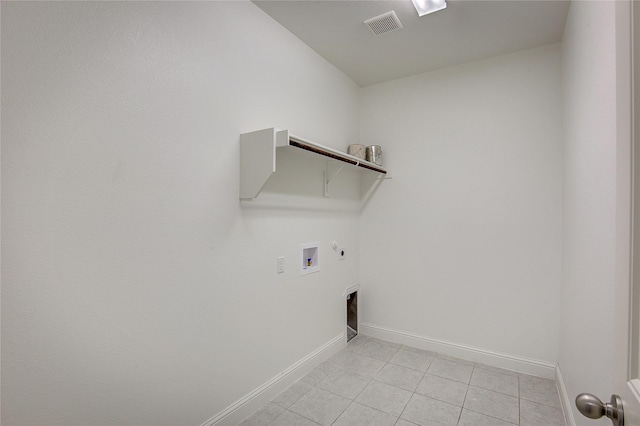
(358, 44, 563, 365)
(3, 1, 629, 424)
(559, 1, 619, 422)
(1, 2, 361, 425)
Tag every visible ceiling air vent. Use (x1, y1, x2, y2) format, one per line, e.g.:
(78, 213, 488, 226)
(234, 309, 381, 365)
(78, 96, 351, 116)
(364, 11, 403, 36)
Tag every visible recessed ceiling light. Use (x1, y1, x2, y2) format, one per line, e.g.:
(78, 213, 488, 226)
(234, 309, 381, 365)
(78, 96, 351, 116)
(411, 0, 447, 17)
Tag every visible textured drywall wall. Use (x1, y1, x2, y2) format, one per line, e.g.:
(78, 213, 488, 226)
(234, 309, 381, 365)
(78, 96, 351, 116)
(359, 43, 563, 364)
(559, 1, 619, 422)
(1, 2, 361, 424)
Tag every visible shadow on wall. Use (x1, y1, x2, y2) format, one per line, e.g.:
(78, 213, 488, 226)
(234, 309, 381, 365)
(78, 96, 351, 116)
(240, 146, 384, 213)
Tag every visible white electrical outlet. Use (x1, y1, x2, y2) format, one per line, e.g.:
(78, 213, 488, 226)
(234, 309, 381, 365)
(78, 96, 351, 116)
(338, 248, 346, 260)
(277, 256, 285, 273)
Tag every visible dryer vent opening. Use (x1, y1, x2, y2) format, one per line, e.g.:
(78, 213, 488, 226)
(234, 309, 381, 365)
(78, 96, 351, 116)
(346, 291, 358, 342)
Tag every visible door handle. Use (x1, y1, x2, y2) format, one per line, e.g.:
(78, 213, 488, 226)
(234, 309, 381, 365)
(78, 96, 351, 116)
(576, 393, 624, 426)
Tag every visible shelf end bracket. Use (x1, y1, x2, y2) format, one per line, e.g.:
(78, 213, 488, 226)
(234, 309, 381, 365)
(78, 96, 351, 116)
(324, 162, 346, 198)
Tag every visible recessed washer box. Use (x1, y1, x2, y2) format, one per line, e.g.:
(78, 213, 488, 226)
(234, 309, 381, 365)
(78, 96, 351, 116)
(300, 242, 320, 276)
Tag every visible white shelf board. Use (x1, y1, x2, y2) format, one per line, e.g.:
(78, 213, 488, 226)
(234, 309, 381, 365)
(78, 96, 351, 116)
(239, 128, 387, 200)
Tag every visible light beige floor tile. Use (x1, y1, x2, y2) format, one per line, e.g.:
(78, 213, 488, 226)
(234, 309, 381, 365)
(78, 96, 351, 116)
(316, 371, 370, 399)
(415, 373, 469, 407)
(399, 345, 437, 356)
(428, 357, 474, 384)
(435, 354, 475, 366)
(374, 363, 424, 392)
(289, 388, 351, 426)
(301, 365, 331, 386)
(336, 353, 386, 379)
(400, 393, 461, 426)
(355, 380, 412, 416)
(395, 420, 420, 426)
(241, 337, 568, 426)
(270, 410, 322, 426)
(357, 340, 401, 362)
(332, 402, 397, 426)
(272, 381, 314, 408)
(458, 408, 517, 426)
(520, 398, 566, 426)
(463, 386, 519, 424)
(390, 348, 435, 372)
(238, 402, 285, 426)
(320, 349, 352, 372)
(470, 367, 519, 397)
(345, 335, 370, 352)
(519, 374, 561, 407)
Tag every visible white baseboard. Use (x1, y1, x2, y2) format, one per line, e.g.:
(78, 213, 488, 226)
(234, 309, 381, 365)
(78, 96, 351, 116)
(360, 322, 557, 379)
(201, 333, 345, 426)
(556, 364, 577, 426)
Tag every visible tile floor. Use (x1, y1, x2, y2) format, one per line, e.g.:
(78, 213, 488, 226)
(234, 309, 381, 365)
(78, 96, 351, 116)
(239, 335, 566, 426)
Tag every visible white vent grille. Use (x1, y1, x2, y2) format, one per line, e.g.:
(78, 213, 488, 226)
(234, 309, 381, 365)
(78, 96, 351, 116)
(364, 11, 403, 35)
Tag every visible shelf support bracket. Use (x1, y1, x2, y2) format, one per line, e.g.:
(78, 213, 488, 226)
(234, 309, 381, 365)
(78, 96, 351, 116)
(324, 162, 346, 198)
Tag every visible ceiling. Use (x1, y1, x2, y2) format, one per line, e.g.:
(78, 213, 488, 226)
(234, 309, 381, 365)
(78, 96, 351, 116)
(253, 0, 571, 87)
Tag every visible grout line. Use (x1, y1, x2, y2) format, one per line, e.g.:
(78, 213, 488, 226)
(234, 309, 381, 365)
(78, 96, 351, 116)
(457, 364, 473, 426)
(460, 406, 520, 426)
(288, 409, 322, 426)
(517, 373, 521, 425)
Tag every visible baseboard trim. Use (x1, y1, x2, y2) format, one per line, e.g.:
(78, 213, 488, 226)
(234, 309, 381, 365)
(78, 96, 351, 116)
(360, 322, 557, 379)
(556, 364, 577, 426)
(201, 333, 345, 426)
